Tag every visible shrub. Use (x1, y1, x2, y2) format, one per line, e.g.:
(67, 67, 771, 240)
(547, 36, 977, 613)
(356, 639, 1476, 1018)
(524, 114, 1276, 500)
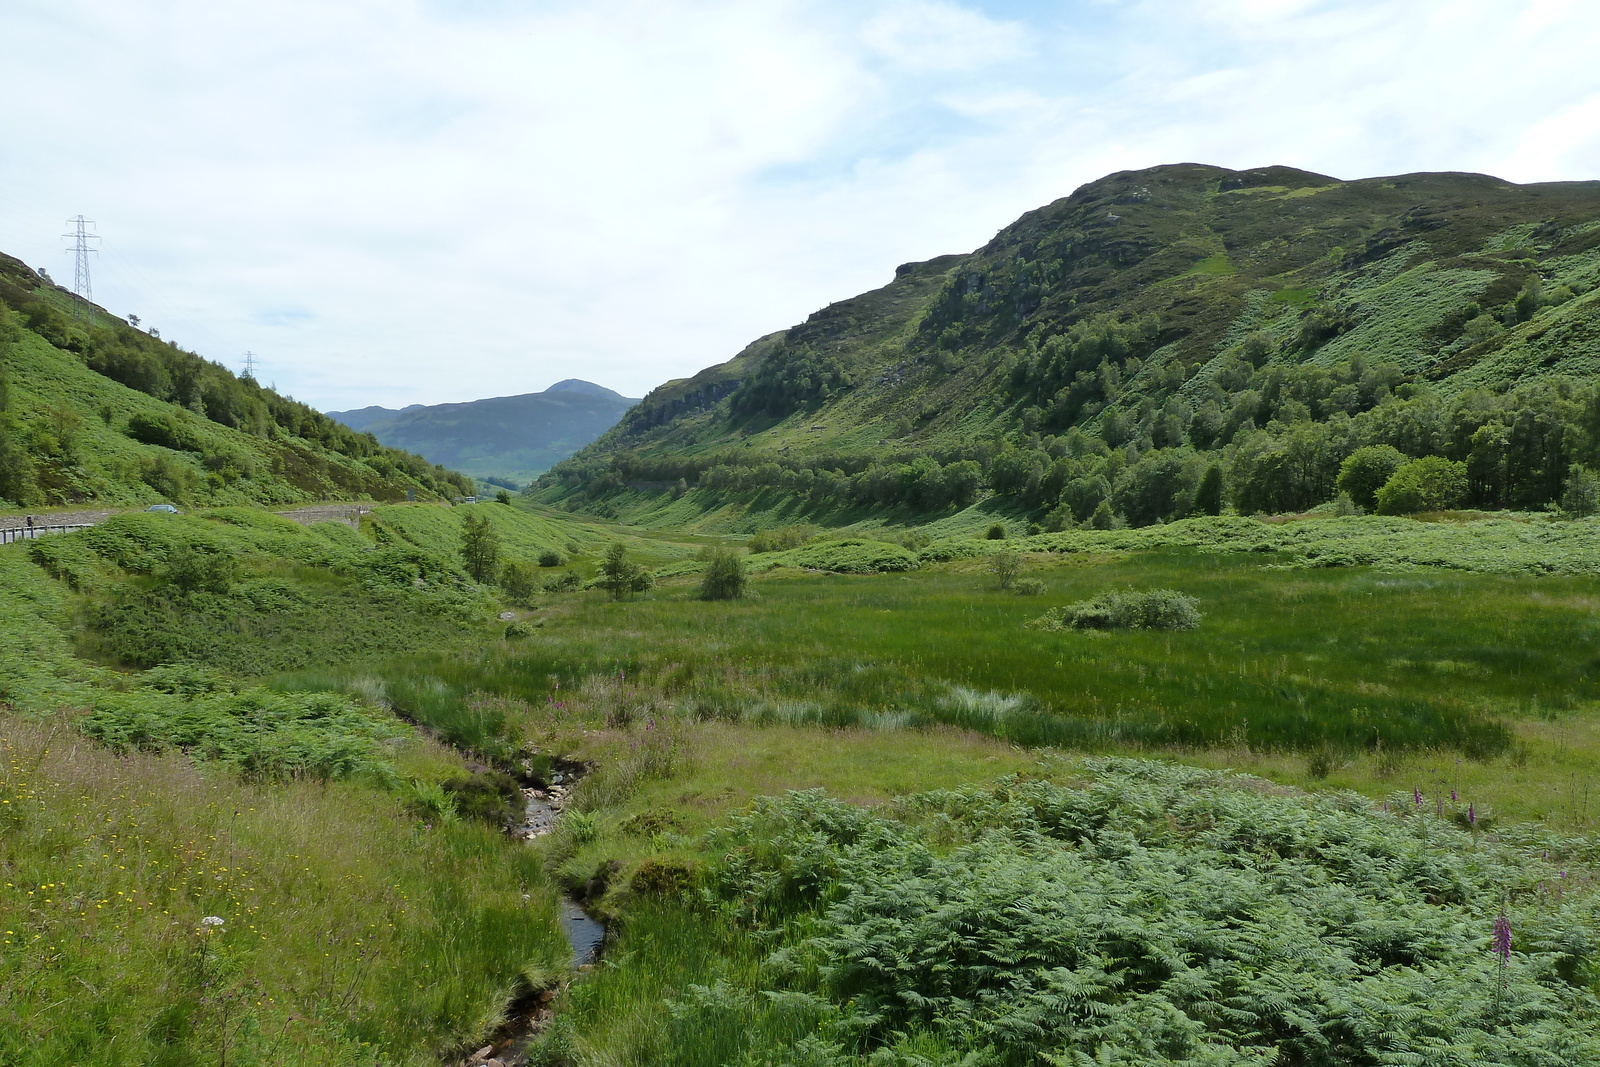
(748, 525, 814, 553)
(1337, 444, 1407, 511)
(1032, 588, 1201, 631)
(542, 570, 583, 592)
(538, 549, 564, 567)
(628, 857, 700, 897)
(125, 412, 200, 451)
(439, 771, 523, 827)
(598, 542, 654, 599)
(1012, 577, 1046, 596)
(699, 546, 747, 600)
(1375, 456, 1468, 515)
(985, 522, 1007, 540)
(160, 542, 235, 595)
(1564, 463, 1600, 518)
(771, 539, 918, 574)
(989, 549, 1021, 590)
(504, 620, 534, 639)
(495, 489, 513, 505)
(500, 559, 539, 603)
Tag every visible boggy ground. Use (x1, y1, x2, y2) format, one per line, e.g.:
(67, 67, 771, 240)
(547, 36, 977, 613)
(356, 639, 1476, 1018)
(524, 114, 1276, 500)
(4, 502, 1600, 1063)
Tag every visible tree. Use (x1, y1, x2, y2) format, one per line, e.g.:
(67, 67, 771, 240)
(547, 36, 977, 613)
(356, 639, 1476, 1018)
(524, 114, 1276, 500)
(1337, 445, 1408, 511)
(495, 489, 513, 505)
(989, 549, 1021, 591)
(1194, 463, 1224, 516)
(1563, 464, 1600, 518)
(460, 511, 501, 584)
(1374, 456, 1468, 515)
(699, 546, 747, 600)
(598, 542, 653, 599)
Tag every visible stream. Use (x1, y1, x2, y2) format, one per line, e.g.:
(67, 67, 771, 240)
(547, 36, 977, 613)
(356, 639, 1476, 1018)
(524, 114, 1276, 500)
(520, 785, 607, 966)
(453, 765, 605, 1067)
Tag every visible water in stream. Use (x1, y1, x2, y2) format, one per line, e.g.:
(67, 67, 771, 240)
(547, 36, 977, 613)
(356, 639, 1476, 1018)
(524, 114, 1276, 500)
(522, 785, 606, 966)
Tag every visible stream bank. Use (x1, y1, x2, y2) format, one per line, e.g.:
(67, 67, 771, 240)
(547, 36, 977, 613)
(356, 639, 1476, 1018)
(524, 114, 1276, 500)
(449, 757, 605, 1067)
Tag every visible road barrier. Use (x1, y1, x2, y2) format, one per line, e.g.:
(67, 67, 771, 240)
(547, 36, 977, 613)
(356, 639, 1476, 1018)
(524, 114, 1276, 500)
(0, 523, 97, 545)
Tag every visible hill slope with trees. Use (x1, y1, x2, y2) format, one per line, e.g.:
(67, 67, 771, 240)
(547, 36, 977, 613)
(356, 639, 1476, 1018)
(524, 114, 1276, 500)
(535, 163, 1600, 527)
(0, 252, 471, 508)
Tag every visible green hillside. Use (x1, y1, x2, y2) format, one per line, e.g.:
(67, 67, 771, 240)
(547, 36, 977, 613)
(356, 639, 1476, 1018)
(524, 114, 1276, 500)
(0, 253, 472, 509)
(536, 164, 1600, 528)
(327, 379, 639, 487)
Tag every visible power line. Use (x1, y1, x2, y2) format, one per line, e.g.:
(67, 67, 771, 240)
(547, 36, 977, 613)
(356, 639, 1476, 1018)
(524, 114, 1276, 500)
(61, 215, 99, 321)
(243, 351, 259, 381)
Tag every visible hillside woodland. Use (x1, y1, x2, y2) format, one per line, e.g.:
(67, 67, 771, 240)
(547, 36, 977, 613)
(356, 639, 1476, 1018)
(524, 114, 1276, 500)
(0, 253, 470, 507)
(537, 165, 1600, 527)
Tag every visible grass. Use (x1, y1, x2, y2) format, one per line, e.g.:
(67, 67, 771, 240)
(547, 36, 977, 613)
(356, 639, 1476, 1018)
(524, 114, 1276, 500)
(364, 546, 1594, 760)
(0, 716, 568, 1067)
(7, 495, 1600, 1062)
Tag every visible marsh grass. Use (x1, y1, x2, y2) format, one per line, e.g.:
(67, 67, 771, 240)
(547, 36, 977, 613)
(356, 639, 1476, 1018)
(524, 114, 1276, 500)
(341, 548, 1596, 759)
(0, 716, 567, 1067)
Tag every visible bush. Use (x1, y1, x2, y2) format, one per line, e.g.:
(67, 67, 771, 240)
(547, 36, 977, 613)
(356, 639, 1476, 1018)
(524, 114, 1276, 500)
(125, 412, 200, 451)
(542, 570, 582, 592)
(1013, 577, 1046, 596)
(160, 541, 235, 595)
(500, 559, 539, 603)
(748, 525, 814, 553)
(1375, 456, 1468, 515)
(439, 771, 523, 828)
(1033, 588, 1201, 631)
(538, 549, 564, 567)
(598, 542, 654, 599)
(1337, 444, 1407, 511)
(1564, 463, 1600, 518)
(629, 857, 700, 897)
(495, 489, 512, 505)
(699, 546, 747, 600)
(985, 522, 1007, 540)
(989, 549, 1021, 590)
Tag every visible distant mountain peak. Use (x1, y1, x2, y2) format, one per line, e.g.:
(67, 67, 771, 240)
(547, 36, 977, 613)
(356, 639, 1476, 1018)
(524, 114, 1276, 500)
(545, 379, 625, 400)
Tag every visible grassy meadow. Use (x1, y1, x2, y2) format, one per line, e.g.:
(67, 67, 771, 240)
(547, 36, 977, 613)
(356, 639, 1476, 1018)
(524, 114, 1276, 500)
(4, 500, 1600, 1062)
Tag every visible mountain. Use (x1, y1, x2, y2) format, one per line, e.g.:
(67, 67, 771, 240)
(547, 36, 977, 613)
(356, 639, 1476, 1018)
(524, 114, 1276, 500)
(0, 252, 471, 509)
(536, 163, 1600, 526)
(326, 403, 425, 433)
(328, 380, 638, 486)
(545, 378, 627, 399)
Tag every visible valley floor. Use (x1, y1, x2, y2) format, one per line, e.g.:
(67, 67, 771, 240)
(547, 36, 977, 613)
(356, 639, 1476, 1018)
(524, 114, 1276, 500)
(3, 500, 1599, 1064)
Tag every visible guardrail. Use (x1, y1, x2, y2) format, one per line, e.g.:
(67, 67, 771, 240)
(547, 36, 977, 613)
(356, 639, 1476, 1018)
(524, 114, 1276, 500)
(0, 523, 96, 545)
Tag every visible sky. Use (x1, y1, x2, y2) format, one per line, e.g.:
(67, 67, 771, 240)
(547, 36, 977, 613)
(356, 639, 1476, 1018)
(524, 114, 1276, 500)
(2, 0, 1599, 410)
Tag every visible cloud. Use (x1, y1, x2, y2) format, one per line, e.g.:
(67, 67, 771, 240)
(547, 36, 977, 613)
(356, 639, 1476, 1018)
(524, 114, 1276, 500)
(0, 0, 1597, 409)
(861, 1, 1027, 72)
